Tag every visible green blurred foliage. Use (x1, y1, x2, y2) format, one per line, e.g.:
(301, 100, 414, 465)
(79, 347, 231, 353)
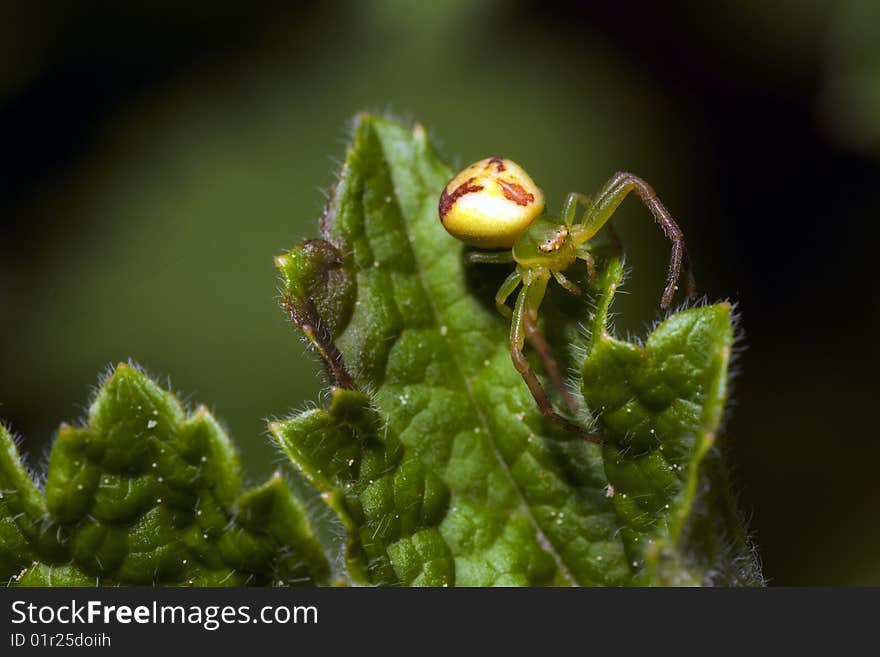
(819, 0, 880, 153)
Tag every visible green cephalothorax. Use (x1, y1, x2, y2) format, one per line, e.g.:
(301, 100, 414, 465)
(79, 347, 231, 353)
(513, 216, 578, 271)
(439, 159, 697, 438)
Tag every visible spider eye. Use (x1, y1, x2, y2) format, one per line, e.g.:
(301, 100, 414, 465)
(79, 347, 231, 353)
(438, 157, 544, 248)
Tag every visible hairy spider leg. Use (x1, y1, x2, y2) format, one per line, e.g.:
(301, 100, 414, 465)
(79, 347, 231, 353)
(561, 192, 592, 226)
(521, 312, 579, 414)
(495, 268, 577, 414)
(552, 270, 581, 295)
(565, 190, 625, 286)
(468, 250, 515, 264)
(574, 248, 598, 285)
(494, 269, 522, 319)
(571, 172, 696, 308)
(510, 269, 600, 442)
(561, 192, 603, 285)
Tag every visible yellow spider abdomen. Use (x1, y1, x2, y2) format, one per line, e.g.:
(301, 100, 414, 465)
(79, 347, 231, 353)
(438, 157, 544, 248)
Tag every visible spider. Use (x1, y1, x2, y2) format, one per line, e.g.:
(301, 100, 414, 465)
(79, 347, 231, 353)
(438, 157, 695, 440)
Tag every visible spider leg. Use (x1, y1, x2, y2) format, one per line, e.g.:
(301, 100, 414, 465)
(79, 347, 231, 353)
(494, 269, 522, 319)
(561, 192, 592, 226)
(572, 172, 696, 308)
(510, 272, 600, 442)
(577, 218, 623, 287)
(468, 250, 515, 264)
(552, 270, 582, 295)
(497, 269, 573, 409)
(522, 312, 579, 414)
(575, 249, 598, 286)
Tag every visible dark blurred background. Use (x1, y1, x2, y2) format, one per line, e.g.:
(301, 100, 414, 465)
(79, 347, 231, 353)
(1, 0, 878, 585)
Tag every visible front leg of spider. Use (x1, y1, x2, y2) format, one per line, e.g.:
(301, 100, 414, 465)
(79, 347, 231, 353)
(509, 271, 599, 440)
(493, 260, 579, 417)
(572, 172, 696, 307)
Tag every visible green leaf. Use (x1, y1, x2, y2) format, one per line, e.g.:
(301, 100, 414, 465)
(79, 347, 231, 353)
(2, 363, 330, 586)
(273, 113, 759, 586)
(582, 258, 761, 585)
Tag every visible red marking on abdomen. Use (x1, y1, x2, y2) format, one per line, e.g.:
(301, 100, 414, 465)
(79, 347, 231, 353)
(439, 177, 484, 219)
(486, 157, 507, 172)
(497, 179, 535, 206)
